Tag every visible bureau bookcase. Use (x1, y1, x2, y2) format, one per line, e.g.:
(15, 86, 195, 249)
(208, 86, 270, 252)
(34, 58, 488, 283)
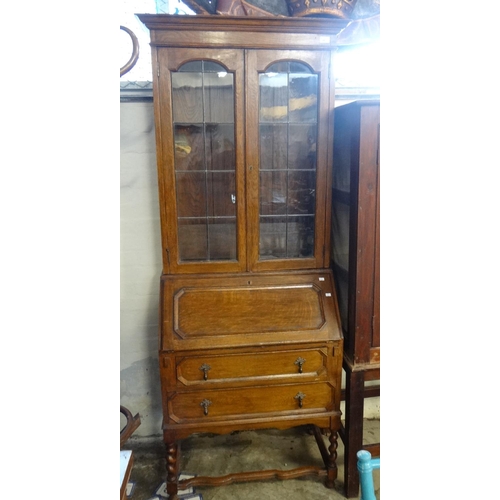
(138, 14, 349, 497)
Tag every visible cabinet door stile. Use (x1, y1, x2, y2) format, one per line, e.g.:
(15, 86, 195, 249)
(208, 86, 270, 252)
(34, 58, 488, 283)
(313, 50, 333, 269)
(245, 49, 261, 271)
(156, 48, 177, 275)
(320, 49, 338, 268)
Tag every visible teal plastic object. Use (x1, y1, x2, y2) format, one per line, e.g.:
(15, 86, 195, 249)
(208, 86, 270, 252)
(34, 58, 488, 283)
(357, 450, 380, 500)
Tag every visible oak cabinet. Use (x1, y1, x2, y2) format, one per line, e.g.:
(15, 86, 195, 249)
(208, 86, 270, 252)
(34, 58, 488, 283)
(138, 14, 348, 497)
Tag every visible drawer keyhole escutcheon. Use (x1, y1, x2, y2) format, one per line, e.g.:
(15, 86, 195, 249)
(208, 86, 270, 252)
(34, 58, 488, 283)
(295, 357, 306, 373)
(200, 363, 211, 381)
(294, 392, 306, 408)
(200, 399, 212, 416)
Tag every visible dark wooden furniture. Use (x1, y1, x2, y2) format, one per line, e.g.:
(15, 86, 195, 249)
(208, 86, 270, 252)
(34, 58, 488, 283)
(330, 100, 380, 497)
(120, 406, 141, 500)
(120, 405, 141, 449)
(137, 14, 349, 497)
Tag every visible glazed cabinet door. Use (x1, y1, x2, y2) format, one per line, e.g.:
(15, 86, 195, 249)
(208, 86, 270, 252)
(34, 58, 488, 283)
(156, 48, 246, 274)
(246, 50, 332, 272)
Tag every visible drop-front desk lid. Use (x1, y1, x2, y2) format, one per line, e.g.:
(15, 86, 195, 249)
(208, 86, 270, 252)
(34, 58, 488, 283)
(160, 270, 342, 351)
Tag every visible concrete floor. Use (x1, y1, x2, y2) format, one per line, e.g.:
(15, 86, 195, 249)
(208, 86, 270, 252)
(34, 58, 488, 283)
(124, 419, 380, 500)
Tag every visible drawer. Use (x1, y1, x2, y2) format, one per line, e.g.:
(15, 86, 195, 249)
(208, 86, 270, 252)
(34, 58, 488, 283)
(175, 348, 328, 387)
(167, 382, 335, 423)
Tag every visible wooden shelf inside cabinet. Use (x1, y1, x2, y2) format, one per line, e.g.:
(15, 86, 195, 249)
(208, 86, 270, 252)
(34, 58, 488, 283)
(137, 13, 350, 498)
(331, 100, 380, 498)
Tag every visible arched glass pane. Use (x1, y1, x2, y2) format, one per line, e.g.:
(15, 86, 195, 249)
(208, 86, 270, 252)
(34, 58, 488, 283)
(258, 61, 318, 260)
(172, 60, 237, 262)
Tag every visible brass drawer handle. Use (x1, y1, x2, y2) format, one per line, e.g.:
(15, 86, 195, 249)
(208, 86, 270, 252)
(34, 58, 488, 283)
(199, 363, 211, 381)
(294, 357, 306, 374)
(200, 399, 212, 416)
(294, 392, 306, 408)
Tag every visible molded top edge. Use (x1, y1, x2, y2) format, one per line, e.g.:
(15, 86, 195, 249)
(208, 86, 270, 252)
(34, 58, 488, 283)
(136, 13, 350, 35)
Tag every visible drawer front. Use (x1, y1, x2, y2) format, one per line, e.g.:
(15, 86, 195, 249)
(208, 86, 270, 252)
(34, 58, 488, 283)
(167, 382, 335, 423)
(176, 348, 328, 386)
